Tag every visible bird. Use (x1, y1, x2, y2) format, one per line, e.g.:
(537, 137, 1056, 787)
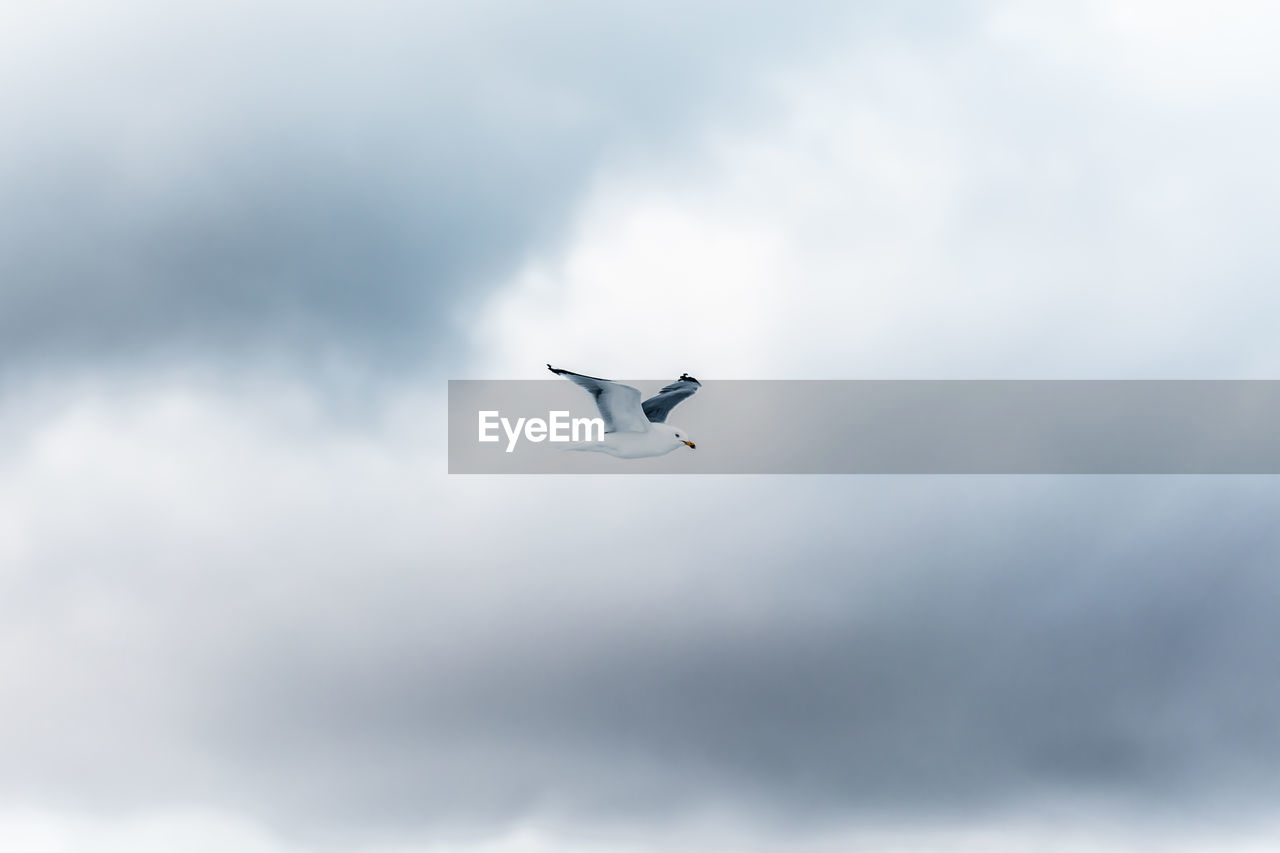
(547, 365, 701, 458)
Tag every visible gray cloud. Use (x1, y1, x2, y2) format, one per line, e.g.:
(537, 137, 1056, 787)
(6, 3, 1280, 851)
(0, 0, 931, 379)
(210, 479, 1280, 839)
(6, 440, 1280, 844)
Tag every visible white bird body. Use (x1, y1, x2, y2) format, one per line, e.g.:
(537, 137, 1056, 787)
(547, 365, 700, 460)
(563, 422, 688, 458)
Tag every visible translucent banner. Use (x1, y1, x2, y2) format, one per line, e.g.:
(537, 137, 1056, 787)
(448, 380, 1280, 474)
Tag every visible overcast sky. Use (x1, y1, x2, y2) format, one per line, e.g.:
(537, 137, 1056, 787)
(5, 2, 1280, 851)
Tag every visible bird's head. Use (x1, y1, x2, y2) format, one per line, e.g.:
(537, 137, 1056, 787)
(662, 424, 696, 450)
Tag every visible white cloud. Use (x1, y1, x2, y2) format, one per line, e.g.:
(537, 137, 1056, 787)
(475, 0, 1280, 380)
(0, 808, 294, 853)
(6, 807, 1280, 853)
(470, 186, 788, 379)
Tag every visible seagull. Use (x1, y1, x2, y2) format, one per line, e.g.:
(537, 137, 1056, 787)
(547, 365, 701, 458)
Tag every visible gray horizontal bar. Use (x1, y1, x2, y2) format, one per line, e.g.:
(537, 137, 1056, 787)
(449, 380, 1280, 474)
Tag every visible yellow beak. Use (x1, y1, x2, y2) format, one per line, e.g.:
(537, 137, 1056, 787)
(682, 440, 696, 449)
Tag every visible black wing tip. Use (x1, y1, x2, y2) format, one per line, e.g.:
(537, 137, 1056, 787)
(550, 364, 697, 384)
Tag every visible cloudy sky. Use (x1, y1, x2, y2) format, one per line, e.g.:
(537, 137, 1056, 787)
(4, 1, 1280, 850)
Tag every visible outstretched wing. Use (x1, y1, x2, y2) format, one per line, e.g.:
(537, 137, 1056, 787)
(547, 365, 651, 433)
(642, 373, 701, 423)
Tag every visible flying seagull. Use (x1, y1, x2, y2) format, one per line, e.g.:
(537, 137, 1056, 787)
(547, 365, 701, 458)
